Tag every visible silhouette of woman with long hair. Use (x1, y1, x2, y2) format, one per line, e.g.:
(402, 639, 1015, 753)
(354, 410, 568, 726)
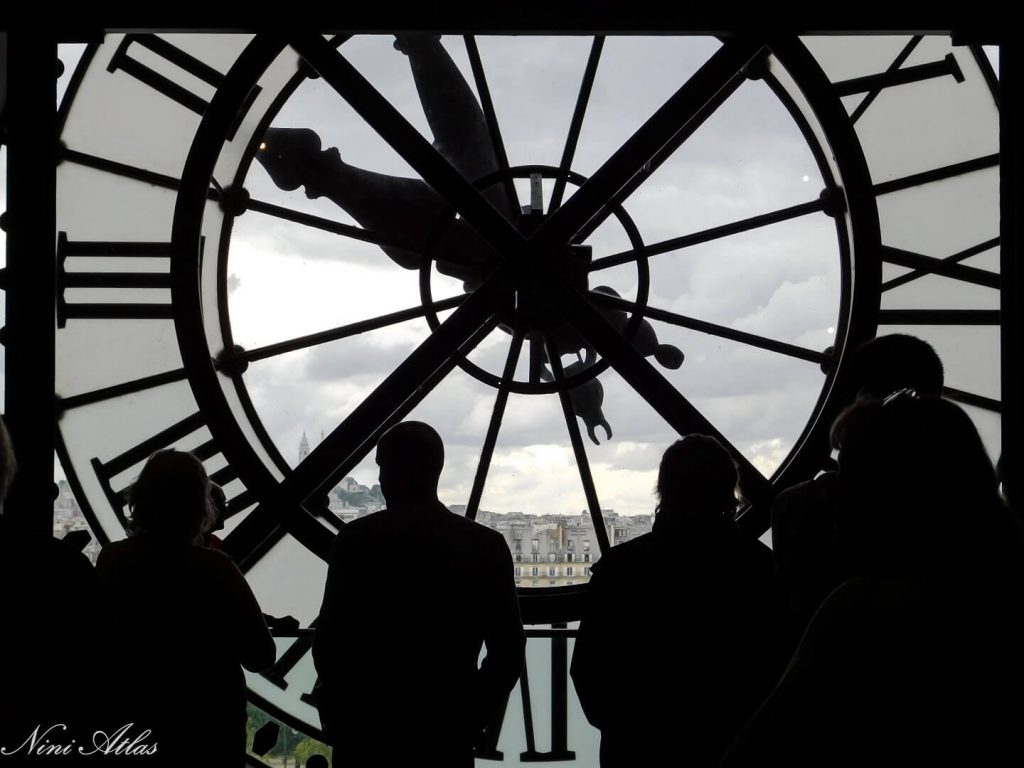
(97, 450, 275, 766)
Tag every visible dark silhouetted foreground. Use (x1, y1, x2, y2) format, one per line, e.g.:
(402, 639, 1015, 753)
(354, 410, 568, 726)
(314, 422, 525, 767)
(771, 334, 945, 634)
(97, 450, 274, 767)
(724, 394, 1024, 767)
(0, 416, 112, 753)
(572, 435, 784, 767)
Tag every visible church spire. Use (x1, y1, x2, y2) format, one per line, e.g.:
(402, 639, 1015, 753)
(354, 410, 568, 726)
(299, 431, 310, 462)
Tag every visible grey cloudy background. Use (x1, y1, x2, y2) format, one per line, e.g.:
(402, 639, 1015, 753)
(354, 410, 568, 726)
(225, 35, 842, 518)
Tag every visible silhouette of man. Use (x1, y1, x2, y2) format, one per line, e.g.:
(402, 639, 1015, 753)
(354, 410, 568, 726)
(571, 435, 783, 768)
(771, 334, 944, 633)
(313, 422, 525, 767)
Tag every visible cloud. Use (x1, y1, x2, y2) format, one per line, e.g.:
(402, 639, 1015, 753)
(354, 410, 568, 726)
(204, 34, 857, 514)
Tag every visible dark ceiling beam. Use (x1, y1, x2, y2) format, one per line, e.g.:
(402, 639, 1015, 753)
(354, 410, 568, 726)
(10, 3, 1012, 41)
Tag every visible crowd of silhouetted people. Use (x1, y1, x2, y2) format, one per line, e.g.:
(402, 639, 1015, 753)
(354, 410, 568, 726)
(1, 332, 1022, 767)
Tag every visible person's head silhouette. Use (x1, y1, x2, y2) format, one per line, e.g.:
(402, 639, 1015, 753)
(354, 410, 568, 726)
(846, 334, 944, 401)
(655, 434, 738, 527)
(128, 449, 213, 545)
(376, 422, 444, 511)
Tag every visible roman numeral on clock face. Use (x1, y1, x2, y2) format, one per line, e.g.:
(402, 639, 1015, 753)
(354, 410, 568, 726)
(107, 33, 260, 139)
(91, 412, 254, 531)
(57, 233, 176, 327)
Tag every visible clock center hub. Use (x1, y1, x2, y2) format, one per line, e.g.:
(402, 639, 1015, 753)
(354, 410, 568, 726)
(505, 242, 593, 334)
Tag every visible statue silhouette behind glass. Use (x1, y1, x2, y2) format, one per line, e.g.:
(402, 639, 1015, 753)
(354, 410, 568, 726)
(313, 421, 525, 767)
(257, 36, 684, 443)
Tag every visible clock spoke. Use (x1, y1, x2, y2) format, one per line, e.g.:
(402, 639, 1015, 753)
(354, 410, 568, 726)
(590, 290, 830, 365)
(942, 387, 1001, 414)
(288, 34, 526, 261)
(873, 154, 999, 196)
(548, 36, 605, 213)
(545, 336, 611, 556)
(882, 238, 999, 292)
(463, 35, 521, 216)
(231, 310, 502, 570)
(556, 286, 774, 512)
(225, 277, 508, 566)
(466, 331, 525, 521)
(244, 196, 424, 253)
(281, 283, 502, 501)
(540, 40, 765, 248)
(57, 367, 189, 412)
(587, 197, 828, 273)
(227, 295, 467, 366)
(60, 147, 221, 201)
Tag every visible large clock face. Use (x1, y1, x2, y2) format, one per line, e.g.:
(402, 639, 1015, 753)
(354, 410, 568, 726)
(55, 30, 1000, 745)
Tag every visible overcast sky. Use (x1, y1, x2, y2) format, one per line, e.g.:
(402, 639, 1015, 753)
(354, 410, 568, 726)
(220, 34, 845, 518)
(0, 36, 1002, 522)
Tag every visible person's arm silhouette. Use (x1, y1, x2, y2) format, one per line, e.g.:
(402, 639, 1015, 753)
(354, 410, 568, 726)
(212, 552, 277, 672)
(474, 532, 526, 732)
(569, 558, 613, 731)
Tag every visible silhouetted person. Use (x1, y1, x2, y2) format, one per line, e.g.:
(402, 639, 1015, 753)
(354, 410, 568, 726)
(723, 393, 1024, 767)
(313, 422, 525, 767)
(571, 435, 783, 768)
(0, 416, 111, 753)
(771, 333, 944, 633)
(96, 450, 275, 767)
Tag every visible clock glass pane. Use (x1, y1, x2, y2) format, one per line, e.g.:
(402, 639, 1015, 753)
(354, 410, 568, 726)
(223, 35, 845, 577)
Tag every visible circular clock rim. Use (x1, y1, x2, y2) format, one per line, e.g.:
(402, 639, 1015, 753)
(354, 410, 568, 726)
(168, 32, 878, 599)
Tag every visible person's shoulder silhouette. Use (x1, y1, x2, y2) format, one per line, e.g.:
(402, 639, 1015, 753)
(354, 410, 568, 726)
(313, 422, 523, 768)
